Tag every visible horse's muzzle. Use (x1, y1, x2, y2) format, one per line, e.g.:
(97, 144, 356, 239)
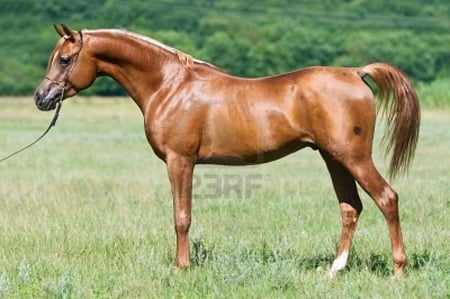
(34, 87, 61, 111)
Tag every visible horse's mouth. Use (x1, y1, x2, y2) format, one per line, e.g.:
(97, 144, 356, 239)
(34, 88, 62, 111)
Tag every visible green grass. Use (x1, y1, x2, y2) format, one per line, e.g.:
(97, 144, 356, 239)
(0, 97, 449, 298)
(417, 78, 450, 108)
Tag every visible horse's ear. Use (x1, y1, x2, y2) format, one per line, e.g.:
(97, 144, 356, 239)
(54, 24, 65, 37)
(54, 23, 75, 42)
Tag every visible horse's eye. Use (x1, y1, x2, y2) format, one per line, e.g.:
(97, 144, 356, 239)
(60, 55, 71, 66)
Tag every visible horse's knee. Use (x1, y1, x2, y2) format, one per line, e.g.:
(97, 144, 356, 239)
(175, 211, 191, 234)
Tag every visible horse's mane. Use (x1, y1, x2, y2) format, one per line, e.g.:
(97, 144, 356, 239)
(87, 29, 218, 69)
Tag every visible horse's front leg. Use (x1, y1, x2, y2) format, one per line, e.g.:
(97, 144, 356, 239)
(166, 153, 195, 270)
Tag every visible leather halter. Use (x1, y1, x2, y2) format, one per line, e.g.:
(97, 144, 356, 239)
(44, 30, 84, 98)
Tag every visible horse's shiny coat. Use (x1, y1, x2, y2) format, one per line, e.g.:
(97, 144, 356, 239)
(35, 24, 420, 277)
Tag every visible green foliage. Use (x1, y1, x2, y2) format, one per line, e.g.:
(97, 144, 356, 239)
(0, 0, 449, 97)
(417, 78, 450, 108)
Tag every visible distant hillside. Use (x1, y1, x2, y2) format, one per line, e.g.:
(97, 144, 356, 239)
(1, 0, 449, 95)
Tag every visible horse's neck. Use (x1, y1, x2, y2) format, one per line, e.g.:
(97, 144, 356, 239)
(88, 30, 180, 111)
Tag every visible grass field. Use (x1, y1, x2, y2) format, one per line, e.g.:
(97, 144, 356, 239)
(0, 97, 449, 298)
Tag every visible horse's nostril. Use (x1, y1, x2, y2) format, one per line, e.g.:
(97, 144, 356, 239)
(34, 89, 44, 102)
(34, 92, 40, 103)
(34, 97, 41, 106)
(34, 90, 48, 110)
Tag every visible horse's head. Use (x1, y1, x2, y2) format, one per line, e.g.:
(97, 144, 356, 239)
(35, 24, 96, 111)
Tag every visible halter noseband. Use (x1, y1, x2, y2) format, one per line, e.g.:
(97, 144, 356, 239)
(45, 30, 84, 101)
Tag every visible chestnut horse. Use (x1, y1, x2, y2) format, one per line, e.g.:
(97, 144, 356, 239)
(35, 24, 420, 277)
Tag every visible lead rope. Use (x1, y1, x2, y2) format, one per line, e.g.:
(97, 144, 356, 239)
(0, 98, 63, 164)
(0, 30, 83, 164)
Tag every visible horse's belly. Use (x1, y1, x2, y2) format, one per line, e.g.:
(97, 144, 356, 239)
(197, 139, 310, 165)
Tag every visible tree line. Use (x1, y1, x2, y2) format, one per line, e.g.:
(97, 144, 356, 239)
(0, 0, 448, 96)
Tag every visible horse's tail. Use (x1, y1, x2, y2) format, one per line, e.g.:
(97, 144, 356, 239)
(359, 62, 420, 179)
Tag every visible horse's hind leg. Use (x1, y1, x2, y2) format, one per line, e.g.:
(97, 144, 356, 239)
(325, 150, 406, 278)
(321, 151, 363, 278)
(346, 159, 407, 277)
